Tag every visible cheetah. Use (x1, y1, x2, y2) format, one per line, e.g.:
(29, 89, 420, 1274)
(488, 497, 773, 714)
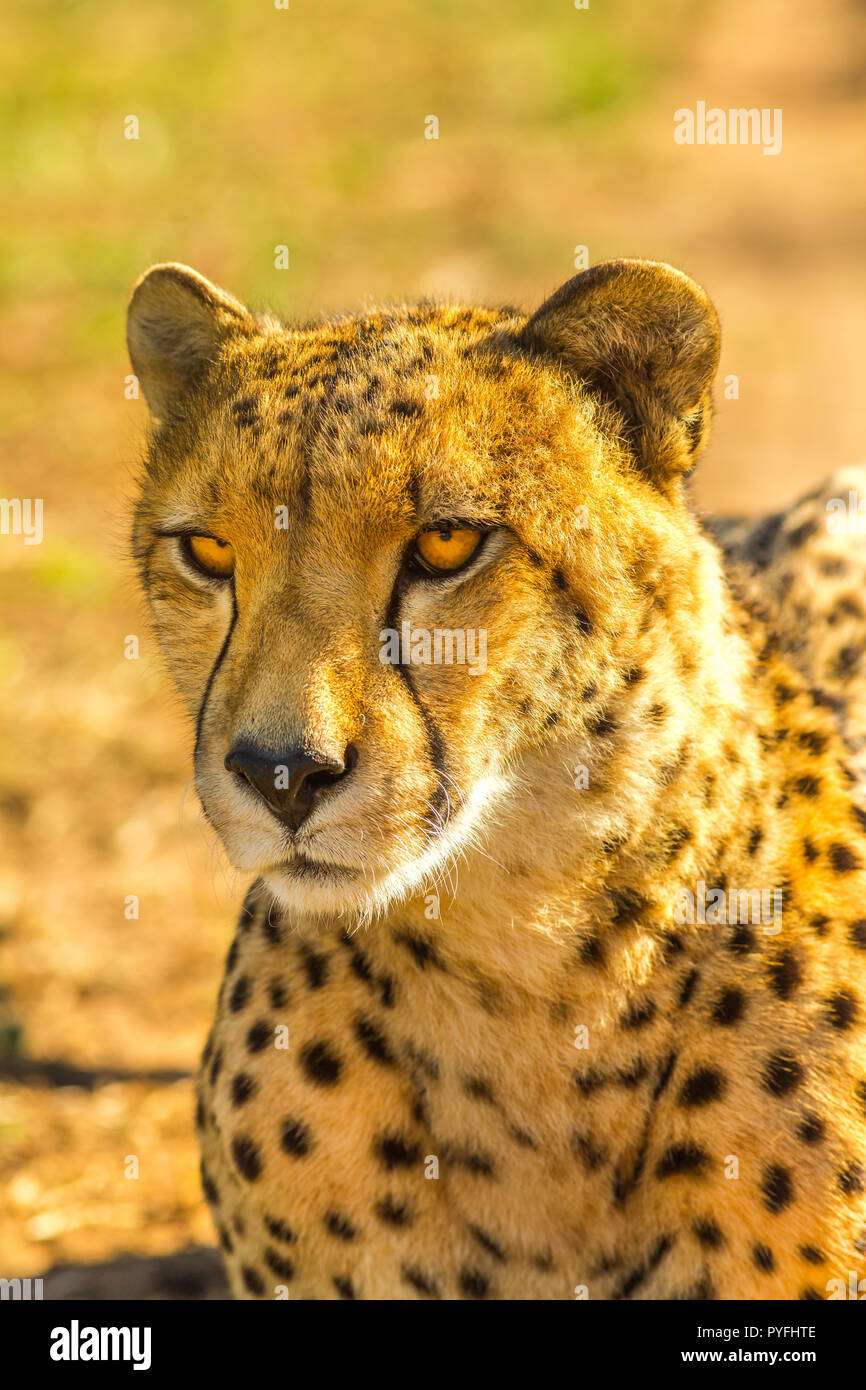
(128, 257, 866, 1300)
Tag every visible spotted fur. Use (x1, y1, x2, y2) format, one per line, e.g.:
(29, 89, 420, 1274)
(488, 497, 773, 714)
(129, 259, 866, 1299)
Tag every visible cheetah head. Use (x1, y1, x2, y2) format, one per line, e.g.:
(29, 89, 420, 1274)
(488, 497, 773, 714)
(129, 259, 719, 920)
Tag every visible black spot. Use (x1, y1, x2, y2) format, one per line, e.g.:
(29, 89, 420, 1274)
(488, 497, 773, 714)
(728, 926, 756, 955)
(761, 1164, 793, 1212)
(225, 938, 239, 973)
(679, 1068, 724, 1107)
(209, 1049, 223, 1085)
(677, 968, 700, 1008)
(573, 1067, 606, 1096)
(712, 987, 745, 1025)
(792, 775, 821, 798)
(747, 826, 763, 856)
(325, 1211, 357, 1241)
(572, 1130, 607, 1170)
(468, 1224, 506, 1262)
(463, 1074, 495, 1103)
(753, 1243, 775, 1272)
(298, 942, 329, 988)
(850, 920, 866, 949)
(798, 1245, 823, 1265)
(574, 605, 593, 637)
(375, 1132, 422, 1170)
(260, 908, 284, 946)
(618, 1058, 648, 1088)
(231, 1072, 257, 1106)
(810, 913, 830, 935)
(580, 682, 598, 703)
(656, 1144, 707, 1178)
(851, 804, 866, 833)
(376, 1195, 412, 1226)
(268, 978, 289, 1009)
(786, 517, 818, 548)
(611, 1234, 674, 1300)
(827, 989, 858, 1030)
(663, 932, 685, 961)
(839, 1162, 865, 1195)
(768, 950, 802, 1000)
(762, 1052, 803, 1097)
(799, 1286, 823, 1300)
(200, 1166, 219, 1207)
(587, 710, 617, 738)
(401, 1264, 440, 1298)
(218, 1225, 233, 1255)
(653, 1050, 678, 1101)
(579, 933, 605, 966)
(231, 1134, 262, 1182)
(458, 1268, 490, 1299)
(620, 998, 656, 1029)
(241, 1265, 265, 1297)
(300, 1040, 343, 1086)
(353, 1016, 395, 1066)
(392, 929, 447, 971)
(280, 1115, 313, 1157)
(333, 1275, 357, 1300)
(246, 1019, 272, 1054)
(829, 843, 861, 874)
(664, 826, 692, 862)
(263, 1247, 295, 1280)
(510, 1125, 537, 1148)
(797, 1114, 825, 1145)
(692, 1219, 723, 1249)
(229, 976, 251, 1013)
(265, 1216, 296, 1243)
(803, 838, 819, 864)
(834, 644, 860, 678)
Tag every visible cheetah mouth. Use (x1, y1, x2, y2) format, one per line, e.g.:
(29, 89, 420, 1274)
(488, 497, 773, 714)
(275, 856, 359, 882)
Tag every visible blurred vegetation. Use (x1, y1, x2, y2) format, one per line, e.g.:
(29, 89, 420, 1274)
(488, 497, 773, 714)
(0, 0, 697, 365)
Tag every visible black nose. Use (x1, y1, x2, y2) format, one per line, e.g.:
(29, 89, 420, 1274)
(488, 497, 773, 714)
(224, 743, 356, 831)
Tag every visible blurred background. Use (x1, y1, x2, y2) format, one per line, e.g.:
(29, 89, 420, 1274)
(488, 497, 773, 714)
(0, 0, 864, 1296)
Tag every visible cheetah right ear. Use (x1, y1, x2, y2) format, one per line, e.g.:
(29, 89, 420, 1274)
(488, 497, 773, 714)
(127, 263, 254, 422)
(518, 259, 720, 492)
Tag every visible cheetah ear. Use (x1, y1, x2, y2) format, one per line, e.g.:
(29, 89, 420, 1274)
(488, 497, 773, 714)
(518, 259, 720, 489)
(127, 263, 254, 422)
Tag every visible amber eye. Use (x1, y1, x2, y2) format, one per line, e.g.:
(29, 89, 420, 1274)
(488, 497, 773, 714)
(414, 525, 482, 574)
(184, 534, 235, 579)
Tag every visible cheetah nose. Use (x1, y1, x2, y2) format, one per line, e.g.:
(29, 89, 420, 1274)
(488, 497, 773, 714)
(224, 743, 357, 831)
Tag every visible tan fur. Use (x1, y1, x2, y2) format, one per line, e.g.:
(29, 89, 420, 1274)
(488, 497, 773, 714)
(129, 259, 866, 1299)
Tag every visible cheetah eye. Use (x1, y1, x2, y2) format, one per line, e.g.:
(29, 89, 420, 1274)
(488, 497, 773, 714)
(182, 534, 235, 580)
(413, 524, 483, 575)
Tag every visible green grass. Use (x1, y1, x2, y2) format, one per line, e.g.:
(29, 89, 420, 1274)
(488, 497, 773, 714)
(0, 0, 704, 364)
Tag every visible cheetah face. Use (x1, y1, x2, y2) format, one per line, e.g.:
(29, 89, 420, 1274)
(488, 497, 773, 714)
(129, 260, 718, 919)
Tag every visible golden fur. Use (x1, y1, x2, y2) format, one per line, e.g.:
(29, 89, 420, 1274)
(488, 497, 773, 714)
(129, 259, 866, 1299)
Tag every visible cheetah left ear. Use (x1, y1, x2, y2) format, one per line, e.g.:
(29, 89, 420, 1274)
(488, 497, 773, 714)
(518, 259, 720, 490)
(127, 263, 255, 424)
